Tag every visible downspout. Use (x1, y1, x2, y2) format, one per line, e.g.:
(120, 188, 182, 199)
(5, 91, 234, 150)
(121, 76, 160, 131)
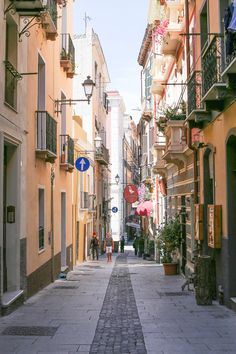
(50, 165, 55, 282)
(185, 0, 198, 204)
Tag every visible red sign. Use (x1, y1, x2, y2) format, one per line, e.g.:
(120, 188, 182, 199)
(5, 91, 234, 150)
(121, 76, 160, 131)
(123, 185, 138, 204)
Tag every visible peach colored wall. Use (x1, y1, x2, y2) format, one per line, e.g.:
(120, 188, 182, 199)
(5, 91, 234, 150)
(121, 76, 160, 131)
(26, 1, 74, 275)
(199, 102, 236, 238)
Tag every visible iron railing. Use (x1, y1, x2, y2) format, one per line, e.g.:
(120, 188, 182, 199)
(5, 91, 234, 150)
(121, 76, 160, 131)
(80, 191, 89, 209)
(202, 35, 225, 97)
(223, 34, 236, 72)
(95, 144, 110, 165)
(187, 71, 204, 116)
(39, 226, 44, 250)
(61, 33, 75, 69)
(60, 134, 74, 166)
(36, 111, 57, 155)
(4, 61, 22, 109)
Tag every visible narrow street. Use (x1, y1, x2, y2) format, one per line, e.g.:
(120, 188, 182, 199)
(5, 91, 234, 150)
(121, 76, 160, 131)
(0, 248, 236, 354)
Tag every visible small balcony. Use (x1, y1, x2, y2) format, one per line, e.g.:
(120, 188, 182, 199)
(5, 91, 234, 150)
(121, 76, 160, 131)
(161, 0, 184, 56)
(60, 33, 75, 78)
(162, 120, 187, 169)
(95, 144, 109, 166)
(7, 0, 45, 16)
(80, 191, 88, 210)
(187, 71, 211, 123)
(36, 111, 57, 163)
(60, 134, 74, 172)
(151, 55, 175, 96)
(152, 143, 167, 178)
(201, 35, 228, 110)
(41, 0, 57, 41)
(4, 61, 22, 110)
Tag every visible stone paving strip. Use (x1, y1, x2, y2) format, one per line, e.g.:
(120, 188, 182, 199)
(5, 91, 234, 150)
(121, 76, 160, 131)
(89, 253, 147, 354)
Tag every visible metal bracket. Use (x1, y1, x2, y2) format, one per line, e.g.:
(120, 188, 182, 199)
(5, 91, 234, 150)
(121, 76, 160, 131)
(55, 98, 89, 115)
(18, 16, 42, 41)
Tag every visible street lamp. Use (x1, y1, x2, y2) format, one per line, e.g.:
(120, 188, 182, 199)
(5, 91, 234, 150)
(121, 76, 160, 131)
(115, 174, 120, 185)
(82, 76, 95, 103)
(94, 135, 102, 150)
(55, 76, 96, 114)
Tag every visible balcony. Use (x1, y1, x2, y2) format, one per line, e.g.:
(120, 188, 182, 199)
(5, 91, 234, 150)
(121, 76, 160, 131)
(187, 71, 211, 123)
(36, 111, 57, 163)
(60, 135, 74, 172)
(80, 191, 88, 210)
(4, 61, 22, 110)
(41, 0, 57, 41)
(95, 144, 109, 166)
(201, 35, 229, 110)
(7, 0, 45, 16)
(162, 120, 187, 169)
(161, 0, 184, 56)
(152, 143, 167, 177)
(60, 33, 75, 78)
(151, 55, 175, 96)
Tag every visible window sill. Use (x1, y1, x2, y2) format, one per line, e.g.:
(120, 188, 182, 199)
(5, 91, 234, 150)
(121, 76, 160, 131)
(38, 248, 45, 255)
(4, 101, 18, 113)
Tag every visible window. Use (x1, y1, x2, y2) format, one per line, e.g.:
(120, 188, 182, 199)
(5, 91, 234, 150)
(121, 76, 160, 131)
(37, 54, 45, 110)
(38, 188, 45, 250)
(5, 17, 18, 109)
(200, 1, 209, 52)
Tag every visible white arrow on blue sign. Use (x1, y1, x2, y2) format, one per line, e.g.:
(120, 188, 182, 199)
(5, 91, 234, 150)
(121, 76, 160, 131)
(75, 157, 90, 172)
(112, 207, 118, 213)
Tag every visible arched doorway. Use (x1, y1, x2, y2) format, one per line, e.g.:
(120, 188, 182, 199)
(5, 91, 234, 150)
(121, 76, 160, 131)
(226, 134, 236, 299)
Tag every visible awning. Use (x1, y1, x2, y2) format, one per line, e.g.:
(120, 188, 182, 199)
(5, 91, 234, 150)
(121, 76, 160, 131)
(135, 200, 153, 216)
(126, 222, 141, 229)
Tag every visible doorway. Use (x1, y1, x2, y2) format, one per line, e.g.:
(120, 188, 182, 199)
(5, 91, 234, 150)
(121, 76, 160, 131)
(203, 147, 216, 298)
(226, 134, 236, 298)
(3, 141, 19, 293)
(61, 192, 66, 268)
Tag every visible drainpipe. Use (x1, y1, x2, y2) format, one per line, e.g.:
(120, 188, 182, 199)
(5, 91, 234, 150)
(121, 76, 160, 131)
(50, 165, 55, 282)
(185, 0, 198, 204)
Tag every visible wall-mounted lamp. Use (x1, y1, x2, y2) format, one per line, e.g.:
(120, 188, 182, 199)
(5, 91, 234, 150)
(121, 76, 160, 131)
(115, 174, 120, 185)
(94, 135, 102, 150)
(55, 76, 95, 114)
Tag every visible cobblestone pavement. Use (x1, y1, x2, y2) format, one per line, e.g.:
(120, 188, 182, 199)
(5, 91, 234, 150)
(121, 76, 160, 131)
(0, 249, 236, 353)
(89, 254, 146, 354)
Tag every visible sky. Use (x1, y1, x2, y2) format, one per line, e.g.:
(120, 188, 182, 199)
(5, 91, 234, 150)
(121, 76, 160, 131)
(74, 0, 148, 122)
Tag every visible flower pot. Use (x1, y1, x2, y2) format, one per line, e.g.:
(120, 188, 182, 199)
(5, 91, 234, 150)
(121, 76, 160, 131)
(163, 262, 178, 275)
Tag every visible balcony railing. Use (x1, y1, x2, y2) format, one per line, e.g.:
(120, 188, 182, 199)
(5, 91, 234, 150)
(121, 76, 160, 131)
(60, 134, 74, 172)
(4, 61, 22, 109)
(202, 35, 225, 99)
(187, 71, 204, 116)
(60, 33, 75, 78)
(39, 226, 44, 250)
(36, 111, 57, 162)
(80, 191, 88, 209)
(95, 144, 109, 166)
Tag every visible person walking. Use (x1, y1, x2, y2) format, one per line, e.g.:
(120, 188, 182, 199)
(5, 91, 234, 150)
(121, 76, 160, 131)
(90, 232, 99, 260)
(120, 235, 125, 253)
(104, 232, 114, 262)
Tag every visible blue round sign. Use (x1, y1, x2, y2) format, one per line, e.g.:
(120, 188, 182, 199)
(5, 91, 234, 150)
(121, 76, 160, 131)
(75, 157, 90, 172)
(112, 207, 118, 213)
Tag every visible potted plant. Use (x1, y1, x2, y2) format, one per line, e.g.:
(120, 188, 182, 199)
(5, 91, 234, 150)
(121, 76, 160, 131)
(157, 216, 181, 275)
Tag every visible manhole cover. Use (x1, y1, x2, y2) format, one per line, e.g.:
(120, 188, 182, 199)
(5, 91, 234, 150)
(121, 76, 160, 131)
(83, 265, 102, 269)
(2, 326, 58, 336)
